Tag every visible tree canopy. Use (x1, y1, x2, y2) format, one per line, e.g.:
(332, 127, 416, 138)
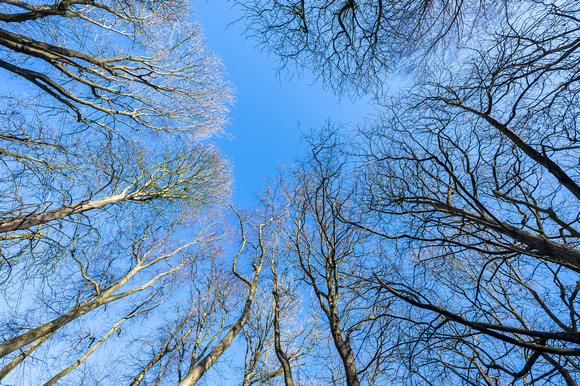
(236, 0, 580, 384)
(0, 0, 252, 384)
(3, 0, 580, 385)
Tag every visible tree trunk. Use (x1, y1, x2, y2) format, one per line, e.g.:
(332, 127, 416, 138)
(328, 316, 360, 386)
(0, 331, 54, 380)
(0, 193, 131, 233)
(272, 275, 294, 386)
(177, 237, 266, 386)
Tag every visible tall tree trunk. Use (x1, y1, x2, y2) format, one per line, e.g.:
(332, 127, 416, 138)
(0, 193, 132, 233)
(328, 312, 360, 386)
(0, 331, 54, 380)
(272, 273, 294, 386)
(177, 292, 258, 386)
(177, 212, 272, 386)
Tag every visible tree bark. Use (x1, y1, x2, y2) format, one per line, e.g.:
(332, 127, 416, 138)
(0, 291, 126, 359)
(423, 199, 580, 272)
(272, 275, 294, 386)
(177, 294, 258, 386)
(0, 193, 131, 233)
(328, 311, 360, 386)
(0, 331, 54, 380)
(177, 213, 269, 386)
(452, 101, 580, 202)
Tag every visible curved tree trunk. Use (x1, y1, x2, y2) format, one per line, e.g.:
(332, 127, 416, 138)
(177, 287, 260, 386)
(272, 272, 294, 386)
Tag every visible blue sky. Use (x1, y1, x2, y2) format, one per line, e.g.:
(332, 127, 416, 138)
(195, 1, 374, 206)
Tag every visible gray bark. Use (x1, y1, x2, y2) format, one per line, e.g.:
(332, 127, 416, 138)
(177, 293, 259, 386)
(272, 275, 294, 386)
(0, 193, 131, 233)
(425, 200, 580, 272)
(177, 216, 267, 386)
(0, 331, 54, 380)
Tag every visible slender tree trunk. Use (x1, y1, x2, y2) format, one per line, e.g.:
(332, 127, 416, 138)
(43, 315, 132, 386)
(272, 273, 294, 386)
(0, 331, 54, 380)
(328, 312, 360, 386)
(541, 353, 577, 386)
(0, 298, 106, 359)
(131, 315, 194, 386)
(177, 295, 257, 386)
(0, 262, 144, 359)
(453, 102, 580, 201)
(177, 227, 267, 386)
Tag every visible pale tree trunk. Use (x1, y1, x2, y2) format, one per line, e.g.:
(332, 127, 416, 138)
(0, 253, 174, 359)
(0, 193, 132, 233)
(130, 340, 174, 386)
(130, 310, 196, 386)
(43, 295, 156, 386)
(43, 317, 128, 386)
(0, 296, 114, 359)
(0, 331, 55, 380)
(177, 282, 260, 386)
(177, 210, 274, 386)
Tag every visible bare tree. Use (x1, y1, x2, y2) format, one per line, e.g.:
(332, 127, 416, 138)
(343, 1, 580, 382)
(128, 251, 240, 385)
(273, 129, 396, 386)
(175, 207, 282, 386)
(237, 0, 580, 383)
(0, 0, 231, 136)
(235, 0, 502, 94)
(0, 0, 234, 383)
(0, 0, 232, 278)
(240, 187, 319, 386)
(0, 212, 227, 384)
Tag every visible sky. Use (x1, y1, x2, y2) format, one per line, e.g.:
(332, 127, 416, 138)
(0, 4, 372, 384)
(194, 1, 374, 206)
(190, 7, 374, 382)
